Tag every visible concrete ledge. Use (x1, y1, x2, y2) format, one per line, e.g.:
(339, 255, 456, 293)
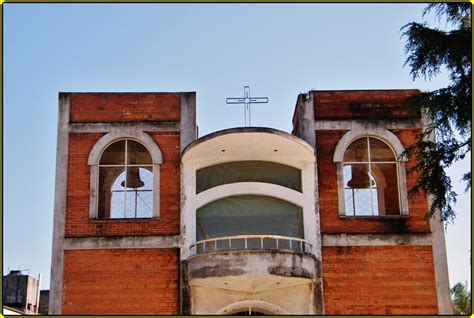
(63, 235, 180, 250)
(322, 233, 433, 246)
(187, 250, 319, 281)
(69, 121, 180, 132)
(186, 250, 322, 314)
(314, 119, 422, 130)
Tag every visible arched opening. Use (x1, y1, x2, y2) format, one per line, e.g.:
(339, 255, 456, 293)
(196, 161, 302, 193)
(217, 300, 288, 315)
(195, 195, 306, 253)
(342, 136, 400, 216)
(97, 139, 154, 219)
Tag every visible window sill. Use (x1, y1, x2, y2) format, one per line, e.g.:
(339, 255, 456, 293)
(339, 215, 408, 220)
(90, 217, 159, 222)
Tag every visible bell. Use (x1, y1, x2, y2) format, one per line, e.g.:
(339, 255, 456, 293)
(121, 167, 145, 189)
(347, 165, 372, 189)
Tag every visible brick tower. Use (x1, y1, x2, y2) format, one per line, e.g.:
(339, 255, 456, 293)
(50, 93, 195, 314)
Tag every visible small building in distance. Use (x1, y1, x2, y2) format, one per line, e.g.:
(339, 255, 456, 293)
(2, 270, 41, 314)
(38, 290, 50, 315)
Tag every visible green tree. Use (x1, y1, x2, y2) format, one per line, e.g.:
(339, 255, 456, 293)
(401, 3, 471, 222)
(451, 281, 472, 315)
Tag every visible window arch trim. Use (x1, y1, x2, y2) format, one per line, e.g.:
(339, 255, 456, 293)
(88, 130, 163, 166)
(333, 127, 409, 216)
(216, 300, 289, 315)
(87, 130, 162, 219)
(195, 182, 304, 210)
(333, 127, 407, 163)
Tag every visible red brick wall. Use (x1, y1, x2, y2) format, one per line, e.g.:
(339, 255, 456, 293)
(317, 129, 430, 233)
(65, 131, 180, 237)
(69, 93, 181, 123)
(62, 248, 179, 315)
(313, 90, 420, 120)
(322, 245, 438, 315)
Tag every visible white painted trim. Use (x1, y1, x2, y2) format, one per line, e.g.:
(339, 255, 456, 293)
(216, 300, 290, 315)
(194, 182, 304, 209)
(192, 157, 304, 171)
(88, 130, 163, 165)
(333, 127, 407, 162)
(322, 233, 433, 246)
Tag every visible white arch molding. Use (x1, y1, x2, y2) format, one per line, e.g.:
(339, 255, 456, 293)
(195, 182, 304, 209)
(333, 127, 409, 216)
(180, 129, 319, 260)
(88, 129, 163, 165)
(333, 126, 407, 162)
(216, 300, 289, 315)
(87, 130, 163, 218)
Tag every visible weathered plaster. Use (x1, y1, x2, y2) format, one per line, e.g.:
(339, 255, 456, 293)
(187, 250, 318, 281)
(322, 233, 433, 246)
(180, 92, 197, 152)
(186, 250, 321, 314)
(69, 121, 180, 133)
(296, 93, 316, 148)
(314, 119, 422, 130)
(190, 277, 317, 314)
(49, 93, 70, 314)
(63, 235, 180, 250)
(422, 112, 452, 314)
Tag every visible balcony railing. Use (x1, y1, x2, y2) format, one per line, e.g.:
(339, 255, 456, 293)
(190, 235, 313, 255)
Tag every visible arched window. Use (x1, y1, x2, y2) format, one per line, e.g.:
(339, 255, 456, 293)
(342, 137, 399, 216)
(196, 161, 302, 193)
(333, 128, 409, 217)
(196, 195, 304, 241)
(97, 139, 153, 219)
(88, 130, 163, 219)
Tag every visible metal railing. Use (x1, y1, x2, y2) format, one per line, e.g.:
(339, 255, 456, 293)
(190, 234, 313, 255)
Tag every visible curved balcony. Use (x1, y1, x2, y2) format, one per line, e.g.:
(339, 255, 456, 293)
(190, 235, 313, 255)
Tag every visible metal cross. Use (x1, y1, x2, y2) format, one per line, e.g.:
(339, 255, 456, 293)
(226, 86, 269, 126)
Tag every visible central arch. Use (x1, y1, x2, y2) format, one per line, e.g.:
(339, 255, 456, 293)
(181, 128, 319, 259)
(217, 300, 289, 315)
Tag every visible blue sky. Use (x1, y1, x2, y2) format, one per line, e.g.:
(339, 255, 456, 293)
(4, 4, 471, 289)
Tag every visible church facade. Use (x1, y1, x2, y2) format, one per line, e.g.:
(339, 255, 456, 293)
(49, 90, 451, 315)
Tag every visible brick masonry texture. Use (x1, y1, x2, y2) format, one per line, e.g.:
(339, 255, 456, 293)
(316, 129, 431, 233)
(65, 131, 180, 237)
(69, 93, 181, 123)
(313, 90, 420, 120)
(322, 245, 438, 315)
(62, 248, 179, 315)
